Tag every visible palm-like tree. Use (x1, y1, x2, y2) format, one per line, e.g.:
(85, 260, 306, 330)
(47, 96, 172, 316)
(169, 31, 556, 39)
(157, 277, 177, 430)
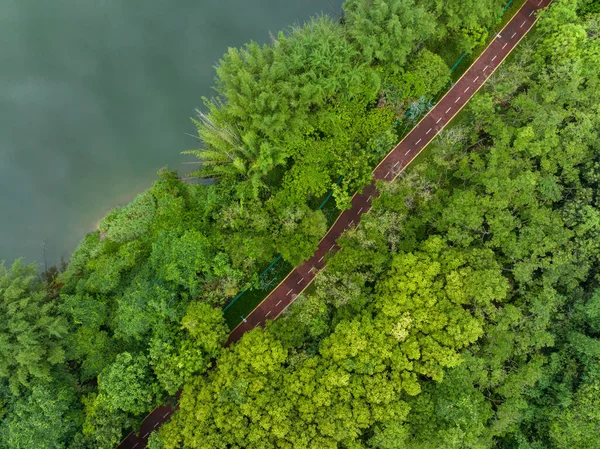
(184, 109, 286, 199)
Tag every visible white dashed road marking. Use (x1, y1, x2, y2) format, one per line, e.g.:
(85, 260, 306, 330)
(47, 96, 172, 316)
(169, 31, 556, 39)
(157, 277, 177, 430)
(511, 32, 517, 39)
(484, 65, 489, 71)
(426, 128, 432, 134)
(297, 278, 304, 285)
(405, 149, 410, 155)
(143, 433, 149, 439)
(455, 97, 461, 103)
(358, 207, 363, 214)
(393, 161, 400, 168)
(492, 55, 497, 62)
(415, 138, 422, 145)
(367, 195, 372, 202)
(265, 310, 271, 317)
(529, 10, 535, 16)
(436, 117, 442, 124)
(330, 244, 335, 251)
(474, 76, 480, 82)
(276, 300, 282, 306)
(445, 107, 452, 114)
(286, 289, 293, 296)
(163, 412, 170, 418)
(520, 21, 526, 28)
(254, 321, 261, 328)
(384, 171, 390, 178)
(502, 43, 508, 49)
(464, 86, 470, 93)
(154, 423, 159, 428)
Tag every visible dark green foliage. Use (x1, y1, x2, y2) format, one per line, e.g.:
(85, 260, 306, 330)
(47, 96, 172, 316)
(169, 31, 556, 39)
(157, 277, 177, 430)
(60, 292, 117, 381)
(158, 1, 600, 447)
(97, 352, 161, 415)
(546, 375, 600, 448)
(407, 365, 494, 448)
(157, 237, 509, 448)
(425, 0, 506, 52)
(274, 207, 328, 265)
(149, 302, 228, 395)
(150, 229, 215, 296)
(185, 16, 379, 193)
(343, 0, 436, 72)
(99, 191, 157, 244)
(5, 1, 595, 447)
(0, 382, 82, 449)
(384, 49, 451, 115)
(79, 392, 137, 449)
(0, 260, 68, 395)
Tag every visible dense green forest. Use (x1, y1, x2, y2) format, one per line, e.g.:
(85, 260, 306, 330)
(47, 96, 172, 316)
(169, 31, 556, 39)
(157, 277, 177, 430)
(1, 0, 599, 447)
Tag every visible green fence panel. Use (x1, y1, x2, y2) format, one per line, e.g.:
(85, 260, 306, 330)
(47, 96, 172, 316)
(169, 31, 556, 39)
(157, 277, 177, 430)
(317, 175, 344, 210)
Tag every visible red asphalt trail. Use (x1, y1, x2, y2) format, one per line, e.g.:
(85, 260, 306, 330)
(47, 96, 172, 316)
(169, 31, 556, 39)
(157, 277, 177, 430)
(116, 1, 552, 447)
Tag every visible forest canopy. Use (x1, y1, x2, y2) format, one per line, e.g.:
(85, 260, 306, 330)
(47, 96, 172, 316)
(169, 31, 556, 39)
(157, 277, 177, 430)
(1, 0, 599, 448)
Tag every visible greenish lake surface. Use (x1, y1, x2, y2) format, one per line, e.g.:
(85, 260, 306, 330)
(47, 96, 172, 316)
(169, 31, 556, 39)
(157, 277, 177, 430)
(0, 0, 342, 267)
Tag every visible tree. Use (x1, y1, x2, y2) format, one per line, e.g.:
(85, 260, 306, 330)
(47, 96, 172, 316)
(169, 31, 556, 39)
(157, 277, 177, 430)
(406, 364, 494, 449)
(384, 49, 451, 115)
(157, 329, 288, 449)
(150, 229, 215, 297)
(0, 382, 82, 449)
(149, 303, 227, 395)
(275, 206, 327, 265)
(546, 374, 600, 448)
(343, 0, 436, 72)
(158, 234, 512, 447)
(80, 392, 137, 449)
(97, 352, 161, 415)
(98, 190, 157, 244)
(0, 260, 68, 395)
(60, 292, 118, 381)
(186, 16, 377, 193)
(425, 0, 505, 52)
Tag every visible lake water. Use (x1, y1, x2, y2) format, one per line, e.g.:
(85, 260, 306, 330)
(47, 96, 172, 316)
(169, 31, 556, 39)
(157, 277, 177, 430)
(0, 0, 343, 268)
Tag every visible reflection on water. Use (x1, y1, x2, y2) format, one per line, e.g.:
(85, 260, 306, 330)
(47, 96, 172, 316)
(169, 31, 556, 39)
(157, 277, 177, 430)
(0, 0, 342, 266)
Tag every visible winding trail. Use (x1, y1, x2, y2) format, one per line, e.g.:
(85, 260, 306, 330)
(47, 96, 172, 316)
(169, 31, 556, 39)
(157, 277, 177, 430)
(116, 1, 552, 447)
